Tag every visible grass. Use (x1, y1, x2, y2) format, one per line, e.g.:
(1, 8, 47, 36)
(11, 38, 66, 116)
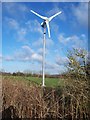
(2, 75, 64, 87)
(2, 74, 89, 119)
(26, 76, 64, 87)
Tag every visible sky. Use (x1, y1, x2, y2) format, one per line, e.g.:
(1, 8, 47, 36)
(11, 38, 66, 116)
(1, 2, 88, 74)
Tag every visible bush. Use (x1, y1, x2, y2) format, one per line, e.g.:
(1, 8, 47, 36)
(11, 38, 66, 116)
(2, 76, 89, 119)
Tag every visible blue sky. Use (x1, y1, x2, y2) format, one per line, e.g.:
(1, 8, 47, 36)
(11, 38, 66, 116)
(1, 2, 88, 74)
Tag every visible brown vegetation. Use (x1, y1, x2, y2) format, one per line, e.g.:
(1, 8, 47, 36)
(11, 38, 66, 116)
(2, 75, 89, 119)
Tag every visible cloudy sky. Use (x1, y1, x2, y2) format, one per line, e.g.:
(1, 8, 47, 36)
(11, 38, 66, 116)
(1, 2, 88, 74)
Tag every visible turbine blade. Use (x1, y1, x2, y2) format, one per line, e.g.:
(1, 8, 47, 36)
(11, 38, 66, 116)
(46, 21, 50, 38)
(49, 11, 62, 21)
(30, 10, 46, 20)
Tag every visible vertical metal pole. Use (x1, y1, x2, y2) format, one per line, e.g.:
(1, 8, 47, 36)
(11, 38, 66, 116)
(42, 26, 46, 87)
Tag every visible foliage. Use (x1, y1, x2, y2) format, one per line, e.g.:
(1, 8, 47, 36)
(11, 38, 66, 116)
(67, 48, 87, 80)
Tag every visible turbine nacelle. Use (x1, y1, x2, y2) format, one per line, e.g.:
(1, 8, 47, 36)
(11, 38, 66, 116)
(41, 21, 46, 28)
(30, 10, 62, 38)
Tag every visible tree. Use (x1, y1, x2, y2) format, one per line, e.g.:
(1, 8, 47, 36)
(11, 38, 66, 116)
(67, 48, 87, 80)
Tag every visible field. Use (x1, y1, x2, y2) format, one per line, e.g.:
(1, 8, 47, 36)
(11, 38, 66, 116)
(2, 75, 64, 87)
(1, 74, 89, 119)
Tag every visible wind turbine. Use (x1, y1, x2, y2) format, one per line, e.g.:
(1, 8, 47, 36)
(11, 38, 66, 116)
(30, 10, 62, 86)
(31, 10, 62, 38)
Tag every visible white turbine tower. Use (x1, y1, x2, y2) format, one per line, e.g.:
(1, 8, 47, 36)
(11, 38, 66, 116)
(31, 10, 62, 86)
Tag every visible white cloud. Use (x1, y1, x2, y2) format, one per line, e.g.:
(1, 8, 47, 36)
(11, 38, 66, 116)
(3, 45, 43, 63)
(45, 62, 59, 69)
(2, 46, 68, 74)
(56, 56, 69, 65)
(72, 35, 87, 49)
(1, 55, 14, 62)
(23, 46, 43, 62)
(37, 48, 43, 54)
(8, 18, 19, 30)
(6, 18, 28, 41)
(58, 33, 87, 49)
(18, 28, 27, 35)
(0, 54, 2, 62)
(31, 53, 42, 62)
(58, 33, 77, 44)
(45, 61, 67, 74)
(51, 22, 59, 35)
(22, 45, 34, 53)
(37, 48, 49, 55)
(17, 28, 27, 41)
(32, 37, 54, 48)
(32, 38, 43, 47)
(46, 38, 54, 47)
(5, 18, 43, 42)
(26, 19, 43, 35)
(4, 56, 14, 61)
(72, 3, 88, 27)
(4, 2, 28, 18)
(18, 3, 28, 12)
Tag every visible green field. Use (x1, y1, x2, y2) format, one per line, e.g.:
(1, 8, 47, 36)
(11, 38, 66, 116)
(26, 76, 64, 87)
(2, 75, 64, 87)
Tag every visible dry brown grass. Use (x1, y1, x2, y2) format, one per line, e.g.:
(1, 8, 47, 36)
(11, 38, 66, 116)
(2, 75, 89, 119)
